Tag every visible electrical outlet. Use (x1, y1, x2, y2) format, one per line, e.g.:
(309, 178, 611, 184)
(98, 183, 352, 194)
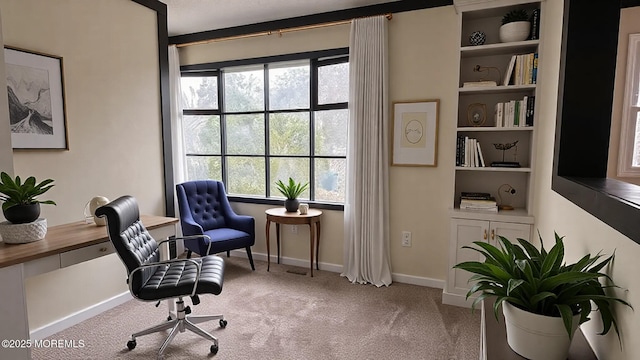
(291, 225, 298, 234)
(402, 231, 412, 247)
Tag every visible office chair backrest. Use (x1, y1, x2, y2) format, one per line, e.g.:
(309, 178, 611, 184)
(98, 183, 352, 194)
(95, 195, 161, 294)
(176, 180, 229, 231)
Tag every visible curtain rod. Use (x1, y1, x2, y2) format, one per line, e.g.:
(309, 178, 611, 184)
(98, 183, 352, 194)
(176, 13, 392, 48)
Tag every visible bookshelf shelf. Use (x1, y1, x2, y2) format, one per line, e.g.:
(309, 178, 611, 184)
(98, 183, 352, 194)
(457, 126, 533, 132)
(455, 166, 532, 172)
(445, 0, 543, 309)
(459, 84, 536, 94)
(460, 39, 539, 57)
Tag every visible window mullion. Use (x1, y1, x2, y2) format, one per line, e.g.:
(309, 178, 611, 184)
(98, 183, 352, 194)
(219, 70, 228, 185)
(264, 64, 271, 198)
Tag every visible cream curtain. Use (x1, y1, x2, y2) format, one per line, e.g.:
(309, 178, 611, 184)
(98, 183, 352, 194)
(341, 15, 392, 287)
(169, 45, 186, 186)
(169, 45, 186, 245)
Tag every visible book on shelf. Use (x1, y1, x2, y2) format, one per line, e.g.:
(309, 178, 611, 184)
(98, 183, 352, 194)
(460, 191, 491, 199)
(503, 55, 517, 86)
(460, 197, 496, 206)
(532, 53, 539, 84)
(476, 141, 485, 167)
(460, 205, 498, 213)
(494, 102, 504, 127)
(462, 80, 497, 88)
(530, 8, 540, 41)
(494, 95, 534, 128)
(526, 96, 536, 126)
(456, 137, 486, 168)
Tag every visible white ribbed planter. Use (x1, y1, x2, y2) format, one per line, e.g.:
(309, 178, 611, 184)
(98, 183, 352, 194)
(499, 21, 531, 42)
(503, 301, 580, 360)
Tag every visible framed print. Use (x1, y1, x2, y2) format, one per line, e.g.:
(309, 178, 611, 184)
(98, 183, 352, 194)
(467, 103, 487, 126)
(391, 99, 439, 166)
(4, 46, 68, 149)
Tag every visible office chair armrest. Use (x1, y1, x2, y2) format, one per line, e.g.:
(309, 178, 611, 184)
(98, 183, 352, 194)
(129, 258, 203, 298)
(157, 235, 213, 258)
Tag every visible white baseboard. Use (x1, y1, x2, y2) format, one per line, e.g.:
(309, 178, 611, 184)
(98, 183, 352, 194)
(30, 291, 133, 340)
(441, 291, 476, 308)
(230, 250, 445, 288)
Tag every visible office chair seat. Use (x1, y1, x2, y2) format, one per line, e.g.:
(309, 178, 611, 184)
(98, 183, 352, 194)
(138, 256, 224, 300)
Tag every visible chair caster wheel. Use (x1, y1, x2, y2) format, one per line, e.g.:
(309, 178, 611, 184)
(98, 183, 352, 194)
(219, 319, 228, 328)
(127, 339, 136, 350)
(210, 344, 219, 354)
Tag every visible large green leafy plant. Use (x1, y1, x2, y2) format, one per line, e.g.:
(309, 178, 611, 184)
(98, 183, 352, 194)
(0, 172, 56, 211)
(275, 177, 308, 200)
(454, 232, 632, 340)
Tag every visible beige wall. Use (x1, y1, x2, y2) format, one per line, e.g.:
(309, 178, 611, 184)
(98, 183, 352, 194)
(0, 0, 165, 329)
(0, 9, 12, 181)
(533, 2, 640, 359)
(180, 6, 459, 281)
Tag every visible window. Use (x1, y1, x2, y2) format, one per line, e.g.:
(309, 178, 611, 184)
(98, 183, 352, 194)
(180, 50, 349, 204)
(618, 33, 640, 177)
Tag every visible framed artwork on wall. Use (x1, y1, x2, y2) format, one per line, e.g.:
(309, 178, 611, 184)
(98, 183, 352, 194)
(4, 46, 68, 150)
(391, 99, 439, 166)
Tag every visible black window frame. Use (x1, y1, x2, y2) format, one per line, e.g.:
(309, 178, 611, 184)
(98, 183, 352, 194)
(553, 0, 640, 245)
(180, 48, 349, 211)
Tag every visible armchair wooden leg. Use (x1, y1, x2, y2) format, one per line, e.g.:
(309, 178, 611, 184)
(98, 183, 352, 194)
(246, 247, 255, 271)
(186, 250, 193, 259)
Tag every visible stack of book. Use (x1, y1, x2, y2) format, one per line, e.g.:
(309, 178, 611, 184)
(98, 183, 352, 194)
(494, 95, 535, 127)
(455, 136, 486, 167)
(459, 192, 498, 212)
(503, 52, 538, 86)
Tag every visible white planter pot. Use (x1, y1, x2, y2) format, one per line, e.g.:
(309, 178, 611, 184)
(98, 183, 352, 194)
(503, 301, 580, 360)
(499, 21, 531, 42)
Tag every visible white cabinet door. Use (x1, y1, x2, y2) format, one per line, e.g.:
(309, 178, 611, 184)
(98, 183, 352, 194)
(448, 218, 488, 297)
(447, 218, 532, 304)
(488, 221, 531, 247)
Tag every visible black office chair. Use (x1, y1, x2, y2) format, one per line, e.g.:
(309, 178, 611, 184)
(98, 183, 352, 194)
(95, 195, 227, 357)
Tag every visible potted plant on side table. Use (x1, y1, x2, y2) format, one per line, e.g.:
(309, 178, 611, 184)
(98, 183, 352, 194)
(454, 232, 632, 360)
(0, 172, 56, 244)
(275, 177, 308, 212)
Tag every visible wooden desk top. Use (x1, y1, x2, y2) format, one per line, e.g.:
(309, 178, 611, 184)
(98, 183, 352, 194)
(0, 215, 178, 269)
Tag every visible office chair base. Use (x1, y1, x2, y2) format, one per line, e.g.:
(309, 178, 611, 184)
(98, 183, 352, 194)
(127, 298, 226, 358)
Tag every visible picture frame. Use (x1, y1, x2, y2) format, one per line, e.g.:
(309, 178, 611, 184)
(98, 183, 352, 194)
(467, 103, 487, 126)
(4, 46, 68, 150)
(391, 99, 439, 167)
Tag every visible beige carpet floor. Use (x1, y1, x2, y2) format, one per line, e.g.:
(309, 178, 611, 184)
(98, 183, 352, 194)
(32, 256, 480, 360)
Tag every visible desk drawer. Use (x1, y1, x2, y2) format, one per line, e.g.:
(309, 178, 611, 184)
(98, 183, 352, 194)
(60, 241, 114, 268)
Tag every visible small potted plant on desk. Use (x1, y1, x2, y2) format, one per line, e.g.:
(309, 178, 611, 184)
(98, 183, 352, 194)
(454, 232, 632, 360)
(275, 177, 308, 212)
(0, 172, 56, 244)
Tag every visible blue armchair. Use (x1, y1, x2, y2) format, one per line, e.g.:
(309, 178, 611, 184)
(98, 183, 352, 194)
(176, 180, 256, 270)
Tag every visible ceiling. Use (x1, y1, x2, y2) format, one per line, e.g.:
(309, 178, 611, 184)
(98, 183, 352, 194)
(160, 0, 399, 36)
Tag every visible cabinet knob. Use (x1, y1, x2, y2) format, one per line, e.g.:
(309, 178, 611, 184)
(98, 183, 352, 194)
(99, 247, 108, 252)
(491, 229, 495, 240)
(483, 229, 488, 240)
